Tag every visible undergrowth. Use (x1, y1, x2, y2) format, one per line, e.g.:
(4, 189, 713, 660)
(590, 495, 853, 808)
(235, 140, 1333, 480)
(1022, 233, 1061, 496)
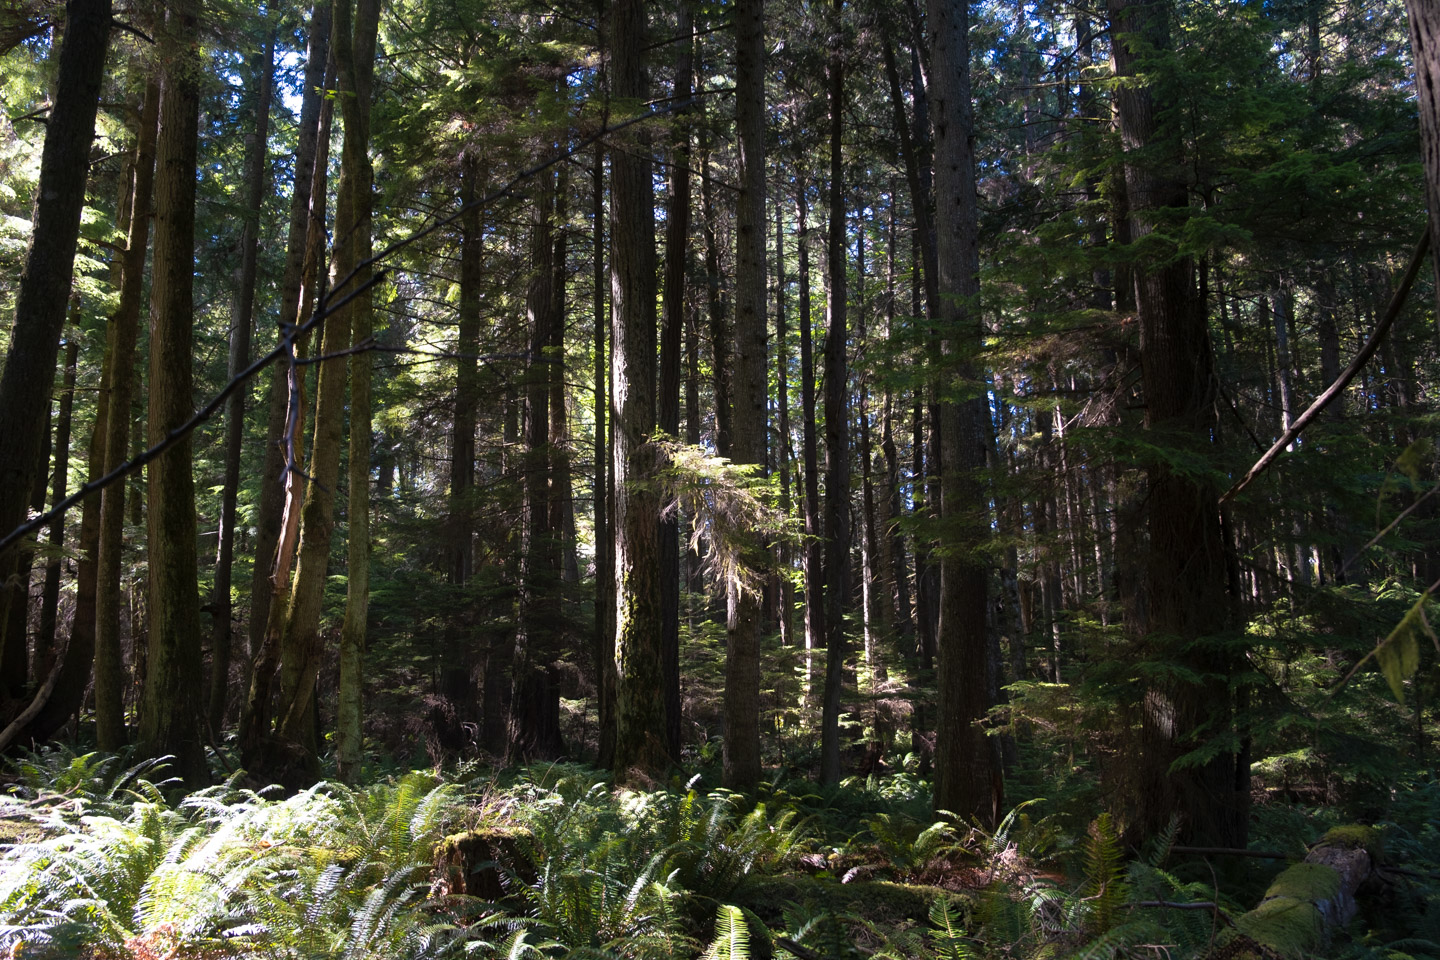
(3, 746, 1439, 959)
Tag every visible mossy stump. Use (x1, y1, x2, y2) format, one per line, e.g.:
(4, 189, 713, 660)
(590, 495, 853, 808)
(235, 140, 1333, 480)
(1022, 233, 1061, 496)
(1210, 825, 1381, 959)
(431, 826, 535, 902)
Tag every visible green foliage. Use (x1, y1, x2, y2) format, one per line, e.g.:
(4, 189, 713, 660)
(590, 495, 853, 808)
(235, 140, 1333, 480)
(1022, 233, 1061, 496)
(702, 905, 750, 960)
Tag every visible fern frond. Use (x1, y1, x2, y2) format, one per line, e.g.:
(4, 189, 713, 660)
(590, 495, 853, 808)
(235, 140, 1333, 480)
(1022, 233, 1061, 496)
(703, 904, 751, 960)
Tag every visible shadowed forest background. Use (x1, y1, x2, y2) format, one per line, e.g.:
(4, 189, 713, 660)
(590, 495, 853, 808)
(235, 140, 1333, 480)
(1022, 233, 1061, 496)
(1, 0, 1439, 955)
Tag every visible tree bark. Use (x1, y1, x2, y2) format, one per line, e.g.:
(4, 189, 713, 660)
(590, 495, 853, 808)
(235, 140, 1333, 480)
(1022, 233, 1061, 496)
(275, 0, 379, 762)
(609, 0, 669, 779)
(211, 27, 274, 734)
(725, 0, 766, 790)
(0, 0, 110, 689)
(138, 0, 207, 788)
(335, 0, 380, 783)
(37, 338, 79, 664)
(820, 0, 850, 785)
(245, 2, 332, 712)
(659, 0, 692, 765)
(1109, 0, 1243, 847)
(928, 0, 1002, 825)
(95, 74, 159, 751)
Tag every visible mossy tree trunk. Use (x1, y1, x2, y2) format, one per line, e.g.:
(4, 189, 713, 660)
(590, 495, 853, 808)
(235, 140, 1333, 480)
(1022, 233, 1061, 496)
(139, 0, 207, 788)
(609, 0, 669, 781)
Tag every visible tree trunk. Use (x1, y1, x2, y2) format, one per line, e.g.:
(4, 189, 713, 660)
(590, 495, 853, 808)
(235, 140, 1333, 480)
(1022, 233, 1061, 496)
(659, 0, 692, 764)
(797, 186, 826, 716)
(1109, 0, 1244, 847)
(37, 338, 79, 664)
(725, 0, 766, 790)
(1404, 0, 1440, 314)
(275, 0, 379, 763)
(0, 0, 110, 689)
(138, 0, 207, 788)
(335, 0, 380, 784)
(451, 154, 483, 587)
(928, 0, 1002, 826)
(820, 2, 850, 785)
(245, 2, 332, 709)
(211, 28, 274, 734)
(514, 166, 564, 761)
(701, 130, 731, 460)
(609, 0, 668, 780)
(96, 74, 159, 751)
(592, 145, 615, 768)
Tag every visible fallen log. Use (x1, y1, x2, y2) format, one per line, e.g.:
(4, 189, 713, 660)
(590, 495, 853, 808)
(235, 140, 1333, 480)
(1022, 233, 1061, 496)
(1210, 826, 1381, 959)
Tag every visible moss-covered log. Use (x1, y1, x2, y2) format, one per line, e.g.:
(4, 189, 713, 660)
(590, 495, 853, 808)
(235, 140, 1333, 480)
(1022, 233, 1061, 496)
(431, 827, 535, 902)
(1211, 826, 1380, 959)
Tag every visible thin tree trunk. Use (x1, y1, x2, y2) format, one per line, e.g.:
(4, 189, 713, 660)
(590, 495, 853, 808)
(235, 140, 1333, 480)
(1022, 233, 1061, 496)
(211, 28, 274, 734)
(336, 0, 380, 783)
(37, 338, 78, 661)
(245, 2, 331, 706)
(820, 3, 850, 784)
(514, 166, 563, 761)
(592, 145, 615, 768)
(797, 186, 825, 715)
(451, 153, 483, 586)
(659, 0, 692, 763)
(701, 131, 731, 460)
(775, 200, 795, 653)
(95, 74, 158, 751)
(276, 0, 379, 762)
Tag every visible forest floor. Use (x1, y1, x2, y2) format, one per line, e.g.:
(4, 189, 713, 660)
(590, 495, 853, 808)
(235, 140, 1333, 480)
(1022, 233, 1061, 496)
(0, 743, 1437, 959)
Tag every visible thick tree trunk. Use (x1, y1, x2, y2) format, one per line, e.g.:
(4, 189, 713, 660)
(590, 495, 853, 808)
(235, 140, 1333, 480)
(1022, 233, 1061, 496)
(211, 29, 274, 734)
(928, 0, 1002, 826)
(725, 0, 766, 790)
(0, 0, 110, 689)
(1109, 0, 1243, 847)
(609, 0, 669, 780)
(139, 0, 208, 788)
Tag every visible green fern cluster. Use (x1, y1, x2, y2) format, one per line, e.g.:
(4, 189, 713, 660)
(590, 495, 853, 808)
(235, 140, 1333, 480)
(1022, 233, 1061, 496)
(505, 770, 811, 956)
(0, 756, 523, 959)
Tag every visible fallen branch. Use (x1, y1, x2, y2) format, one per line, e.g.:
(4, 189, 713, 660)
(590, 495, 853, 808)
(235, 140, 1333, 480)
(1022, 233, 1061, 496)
(1220, 228, 1431, 505)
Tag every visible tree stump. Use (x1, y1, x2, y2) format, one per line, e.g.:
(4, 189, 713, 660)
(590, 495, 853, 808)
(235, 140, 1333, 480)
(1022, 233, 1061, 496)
(431, 827, 535, 902)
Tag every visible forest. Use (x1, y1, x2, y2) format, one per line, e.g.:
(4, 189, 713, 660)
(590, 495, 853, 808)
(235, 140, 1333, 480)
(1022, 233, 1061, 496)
(1, 0, 1439, 955)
